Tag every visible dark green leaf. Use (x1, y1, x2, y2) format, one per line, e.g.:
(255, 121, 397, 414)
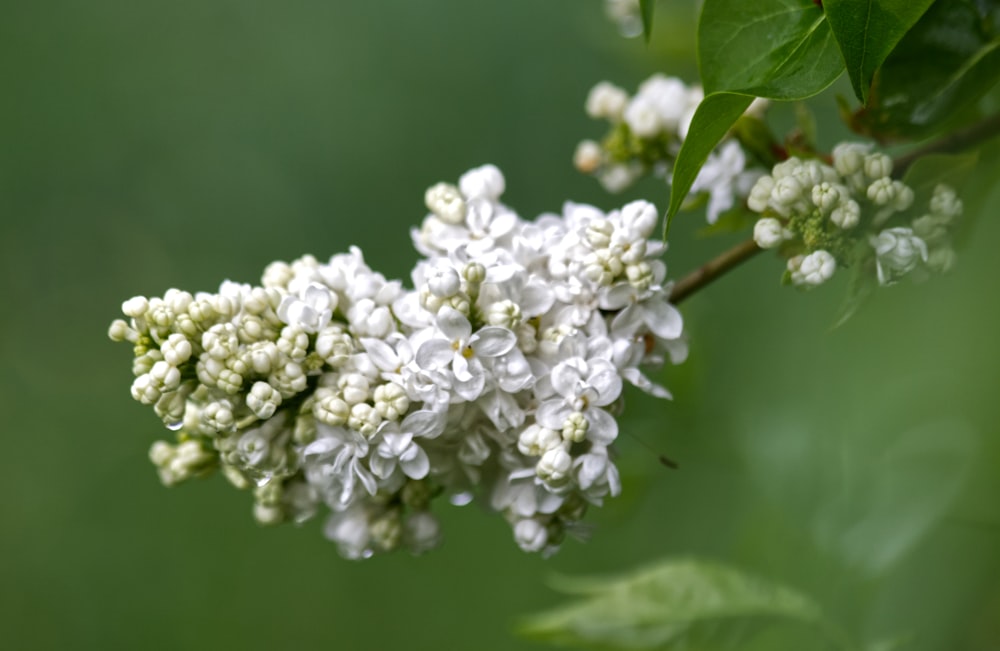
(699, 0, 845, 99)
(824, 0, 936, 104)
(518, 558, 850, 650)
(640, 0, 656, 43)
(849, 0, 1000, 141)
(669, 0, 847, 233)
(665, 93, 752, 235)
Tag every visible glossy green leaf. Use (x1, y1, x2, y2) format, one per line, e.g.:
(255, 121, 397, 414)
(640, 0, 655, 43)
(665, 93, 752, 235)
(849, 0, 1000, 141)
(698, 0, 845, 99)
(824, 0, 935, 104)
(669, 0, 846, 232)
(518, 559, 850, 650)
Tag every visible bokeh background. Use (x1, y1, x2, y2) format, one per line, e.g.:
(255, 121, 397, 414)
(2, 1, 998, 649)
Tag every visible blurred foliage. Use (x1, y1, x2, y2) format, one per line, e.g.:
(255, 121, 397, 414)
(520, 559, 847, 650)
(1, 1, 999, 651)
(824, 0, 936, 104)
(846, 0, 1000, 141)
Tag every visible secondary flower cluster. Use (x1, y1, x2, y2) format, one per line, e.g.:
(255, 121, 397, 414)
(748, 144, 962, 288)
(574, 75, 764, 223)
(109, 165, 686, 559)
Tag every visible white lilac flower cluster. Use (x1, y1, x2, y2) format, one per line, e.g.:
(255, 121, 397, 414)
(109, 165, 686, 559)
(574, 75, 765, 224)
(748, 144, 962, 288)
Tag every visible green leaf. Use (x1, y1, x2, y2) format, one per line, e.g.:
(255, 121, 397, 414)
(665, 93, 752, 236)
(849, 0, 1000, 141)
(824, 0, 936, 104)
(668, 0, 847, 234)
(640, 0, 655, 43)
(698, 0, 845, 99)
(518, 558, 852, 650)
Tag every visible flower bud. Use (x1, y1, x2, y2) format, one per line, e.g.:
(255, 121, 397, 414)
(753, 218, 787, 249)
(870, 227, 929, 285)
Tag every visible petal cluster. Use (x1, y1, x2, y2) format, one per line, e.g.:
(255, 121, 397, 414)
(746, 147, 962, 289)
(109, 165, 685, 558)
(575, 75, 766, 223)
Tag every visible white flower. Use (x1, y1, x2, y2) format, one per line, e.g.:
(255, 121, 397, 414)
(574, 140, 603, 174)
(830, 199, 861, 229)
(753, 217, 788, 249)
(459, 164, 506, 201)
(791, 250, 836, 286)
(369, 409, 445, 480)
(536, 355, 623, 446)
(689, 140, 761, 224)
(637, 74, 691, 132)
(276, 282, 335, 333)
(574, 446, 621, 501)
(832, 142, 870, 177)
(415, 307, 517, 401)
(598, 163, 642, 193)
(870, 227, 929, 285)
(623, 95, 662, 138)
(246, 381, 282, 419)
(323, 506, 373, 559)
(424, 182, 466, 225)
(303, 425, 377, 508)
(930, 184, 962, 221)
(513, 518, 548, 553)
(585, 81, 629, 120)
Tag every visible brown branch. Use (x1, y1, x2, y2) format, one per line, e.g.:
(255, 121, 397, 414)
(669, 238, 761, 304)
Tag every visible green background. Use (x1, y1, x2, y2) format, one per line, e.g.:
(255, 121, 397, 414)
(1, 1, 997, 649)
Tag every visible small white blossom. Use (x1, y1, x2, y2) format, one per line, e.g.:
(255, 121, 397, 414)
(623, 96, 662, 137)
(424, 182, 466, 225)
(585, 81, 629, 120)
(870, 227, 929, 285)
(574, 140, 603, 174)
(247, 381, 282, 419)
(830, 199, 861, 229)
(791, 250, 836, 287)
(514, 518, 548, 553)
(864, 152, 893, 180)
(753, 217, 787, 249)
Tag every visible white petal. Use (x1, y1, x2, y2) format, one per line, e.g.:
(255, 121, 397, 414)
(400, 446, 430, 479)
(436, 306, 472, 341)
(416, 338, 455, 369)
(587, 369, 623, 405)
(369, 454, 396, 480)
(361, 338, 398, 371)
(643, 300, 683, 339)
(402, 409, 446, 439)
(550, 361, 583, 398)
(586, 407, 619, 445)
(470, 327, 517, 357)
(536, 400, 571, 430)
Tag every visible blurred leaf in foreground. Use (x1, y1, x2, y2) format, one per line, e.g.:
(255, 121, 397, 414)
(518, 558, 854, 650)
